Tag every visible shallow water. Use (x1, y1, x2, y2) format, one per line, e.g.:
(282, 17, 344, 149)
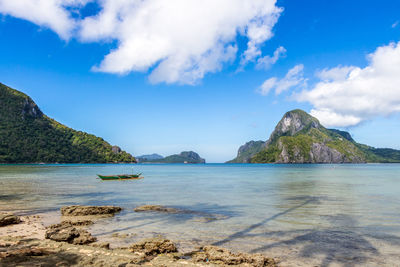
(1, 163, 400, 266)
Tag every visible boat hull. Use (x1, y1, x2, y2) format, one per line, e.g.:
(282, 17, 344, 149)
(97, 174, 143, 181)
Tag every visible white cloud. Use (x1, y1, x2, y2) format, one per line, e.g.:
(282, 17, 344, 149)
(297, 42, 400, 127)
(0, 0, 283, 84)
(256, 46, 286, 70)
(82, 0, 282, 84)
(0, 0, 90, 39)
(258, 64, 305, 95)
(392, 21, 399, 28)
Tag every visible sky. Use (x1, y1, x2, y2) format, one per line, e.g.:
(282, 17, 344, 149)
(0, 0, 400, 162)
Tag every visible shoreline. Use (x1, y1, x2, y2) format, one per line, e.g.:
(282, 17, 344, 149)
(1, 204, 400, 266)
(0, 208, 279, 267)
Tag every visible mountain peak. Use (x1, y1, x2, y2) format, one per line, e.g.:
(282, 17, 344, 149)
(267, 109, 321, 144)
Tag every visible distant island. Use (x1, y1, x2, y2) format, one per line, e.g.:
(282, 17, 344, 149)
(137, 151, 205, 164)
(228, 109, 400, 163)
(136, 154, 164, 162)
(0, 83, 136, 163)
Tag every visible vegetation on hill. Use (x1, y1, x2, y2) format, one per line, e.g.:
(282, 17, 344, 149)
(0, 83, 136, 163)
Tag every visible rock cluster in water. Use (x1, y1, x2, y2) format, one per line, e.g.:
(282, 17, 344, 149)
(45, 221, 97, 245)
(61, 205, 122, 216)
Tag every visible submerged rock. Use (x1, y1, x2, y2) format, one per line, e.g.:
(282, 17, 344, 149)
(61, 205, 122, 216)
(59, 220, 94, 227)
(90, 242, 110, 249)
(0, 213, 20, 227)
(130, 238, 177, 256)
(45, 223, 97, 245)
(134, 205, 179, 213)
(192, 246, 277, 267)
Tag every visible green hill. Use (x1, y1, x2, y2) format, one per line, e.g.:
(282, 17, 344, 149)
(0, 83, 136, 163)
(230, 109, 400, 163)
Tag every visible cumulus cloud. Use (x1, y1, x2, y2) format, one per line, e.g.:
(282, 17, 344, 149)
(256, 46, 286, 70)
(258, 64, 305, 95)
(0, 0, 283, 84)
(0, 0, 90, 39)
(297, 42, 400, 127)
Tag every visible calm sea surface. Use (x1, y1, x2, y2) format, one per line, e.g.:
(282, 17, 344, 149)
(1, 163, 400, 266)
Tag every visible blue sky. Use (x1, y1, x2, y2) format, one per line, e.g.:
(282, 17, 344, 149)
(1, 0, 400, 162)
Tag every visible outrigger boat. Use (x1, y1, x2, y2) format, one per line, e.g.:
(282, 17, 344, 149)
(97, 173, 143, 180)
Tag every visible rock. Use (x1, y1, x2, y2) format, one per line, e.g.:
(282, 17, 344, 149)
(61, 205, 122, 216)
(130, 238, 177, 256)
(90, 242, 110, 249)
(45, 223, 97, 245)
(0, 213, 20, 227)
(111, 146, 122, 154)
(192, 246, 277, 267)
(0, 247, 47, 259)
(134, 205, 179, 213)
(60, 220, 94, 226)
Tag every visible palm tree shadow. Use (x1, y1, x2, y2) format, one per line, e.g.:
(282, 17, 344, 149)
(212, 196, 318, 246)
(250, 228, 380, 267)
(211, 196, 400, 267)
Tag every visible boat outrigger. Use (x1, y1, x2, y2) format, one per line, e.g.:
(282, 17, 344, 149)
(97, 173, 143, 181)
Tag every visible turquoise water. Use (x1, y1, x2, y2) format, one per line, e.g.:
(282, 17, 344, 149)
(1, 163, 400, 266)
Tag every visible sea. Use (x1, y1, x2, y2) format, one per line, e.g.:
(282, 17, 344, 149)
(1, 163, 400, 266)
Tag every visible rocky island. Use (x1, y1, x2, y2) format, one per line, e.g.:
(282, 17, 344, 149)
(229, 109, 400, 163)
(138, 151, 206, 163)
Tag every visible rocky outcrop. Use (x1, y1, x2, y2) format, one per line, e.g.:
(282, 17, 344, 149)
(0, 213, 20, 227)
(130, 238, 177, 256)
(45, 223, 97, 245)
(111, 146, 122, 154)
(22, 98, 42, 119)
(192, 246, 277, 267)
(266, 109, 321, 145)
(61, 205, 122, 216)
(227, 140, 266, 163)
(275, 141, 365, 163)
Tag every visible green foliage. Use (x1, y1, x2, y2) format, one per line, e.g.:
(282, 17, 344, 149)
(0, 83, 136, 163)
(251, 146, 280, 163)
